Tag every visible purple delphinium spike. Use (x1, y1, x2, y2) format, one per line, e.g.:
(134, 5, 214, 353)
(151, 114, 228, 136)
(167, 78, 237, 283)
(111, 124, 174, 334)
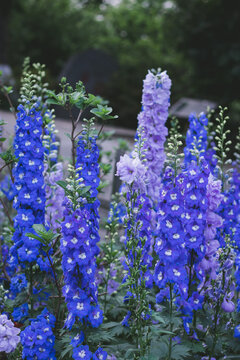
(137, 69, 171, 201)
(116, 146, 153, 331)
(198, 173, 223, 283)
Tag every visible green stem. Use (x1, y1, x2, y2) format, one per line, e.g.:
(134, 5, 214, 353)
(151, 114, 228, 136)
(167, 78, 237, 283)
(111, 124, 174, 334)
(168, 283, 173, 360)
(29, 264, 33, 317)
(103, 267, 111, 313)
(209, 301, 220, 360)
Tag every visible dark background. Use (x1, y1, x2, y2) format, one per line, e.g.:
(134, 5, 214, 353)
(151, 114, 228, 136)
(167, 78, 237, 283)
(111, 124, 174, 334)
(0, 0, 240, 129)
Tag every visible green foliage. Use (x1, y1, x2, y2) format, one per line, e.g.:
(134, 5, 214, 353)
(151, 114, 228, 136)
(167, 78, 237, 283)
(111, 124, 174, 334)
(165, 117, 184, 176)
(214, 106, 232, 189)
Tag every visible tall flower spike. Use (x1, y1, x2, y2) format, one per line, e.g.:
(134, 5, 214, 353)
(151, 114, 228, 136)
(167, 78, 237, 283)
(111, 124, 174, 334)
(43, 110, 64, 232)
(137, 69, 171, 201)
(184, 112, 208, 167)
(116, 134, 153, 358)
(11, 104, 45, 263)
(61, 136, 102, 332)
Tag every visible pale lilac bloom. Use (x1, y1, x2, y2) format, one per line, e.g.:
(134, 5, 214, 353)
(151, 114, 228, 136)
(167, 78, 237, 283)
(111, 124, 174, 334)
(199, 175, 223, 288)
(221, 292, 235, 312)
(207, 173, 223, 210)
(44, 162, 65, 231)
(0, 314, 20, 353)
(137, 69, 171, 201)
(116, 154, 147, 192)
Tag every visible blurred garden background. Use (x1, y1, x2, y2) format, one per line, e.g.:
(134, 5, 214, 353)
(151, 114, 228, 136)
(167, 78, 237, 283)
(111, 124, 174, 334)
(0, 0, 240, 129)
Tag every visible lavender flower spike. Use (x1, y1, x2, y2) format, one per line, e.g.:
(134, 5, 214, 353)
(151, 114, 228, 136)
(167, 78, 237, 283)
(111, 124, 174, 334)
(137, 69, 171, 201)
(0, 314, 20, 353)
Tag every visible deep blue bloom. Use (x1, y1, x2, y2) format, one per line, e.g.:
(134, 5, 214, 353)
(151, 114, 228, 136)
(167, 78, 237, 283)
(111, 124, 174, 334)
(10, 104, 45, 264)
(72, 345, 92, 360)
(10, 274, 28, 296)
(21, 308, 56, 360)
(61, 136, 103, 336)
(12, 303, 29, 322)
(93, 347, 108, 360)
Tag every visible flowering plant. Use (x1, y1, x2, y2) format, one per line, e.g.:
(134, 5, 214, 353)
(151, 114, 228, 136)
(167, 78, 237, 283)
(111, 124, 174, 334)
(0, 62, 240, 360)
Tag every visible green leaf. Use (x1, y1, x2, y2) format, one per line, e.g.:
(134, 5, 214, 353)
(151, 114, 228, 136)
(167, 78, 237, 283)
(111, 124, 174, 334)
(26, 232, 47, 245)
(78, 186, 91, 195)
(98, 181, 109, 192)
(171, 343, 191, 360)
(90, 104, 118, 121)
(46, 98, 60, 105)
(56, 180, 68, 190)
(3, 86, 13, 94)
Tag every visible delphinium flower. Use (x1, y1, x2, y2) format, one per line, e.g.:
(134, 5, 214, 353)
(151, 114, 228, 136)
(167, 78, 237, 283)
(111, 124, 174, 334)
(0, 313, 20, 354)
(0, 174, 14, 201)
(76, 136, 101, 258)
(184, 112, 217, 172)
(184, 113, 208, 166)
(21, 308, 56, 360)
(196, 175, 236, 353)
(60, 135, 103, 357)
(198, 173, 223, 285)
(61, 193, 101, 330)
(137, 69, 171, 201)
(178, 160, 209, 327)
(154, 166, 188, 304)
(44, 162, 65, 232)
(12, 303, 29, 322)
(11, 104, 45, 263)
(42, 108, 64, 232)
(154, 165, 191, 346)
(116, 135, 153, 358)
(234, 324, 240, 339)
(10, 273, 28, 296)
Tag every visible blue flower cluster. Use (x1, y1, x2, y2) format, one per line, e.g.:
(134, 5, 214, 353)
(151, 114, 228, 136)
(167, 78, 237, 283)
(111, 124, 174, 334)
(10, 274, 28, 296)
(76, 136, 101, 257)
(154, 161, 209, 326)
(21, 308, 56, 360)
(179, 161, 209, 325)
(61, 136, 102, 331)
(184, 113, 208, 166)
(184, 113, 217, 172)
(0, 174, 14, 201)
(11, 104, 45, 263)
(12, 303, 29, 322)
(61, 204, 102, 329)
(217, 165, 240, 247)
(154, 166, 188, 302)
(72, 344, 108, 360)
